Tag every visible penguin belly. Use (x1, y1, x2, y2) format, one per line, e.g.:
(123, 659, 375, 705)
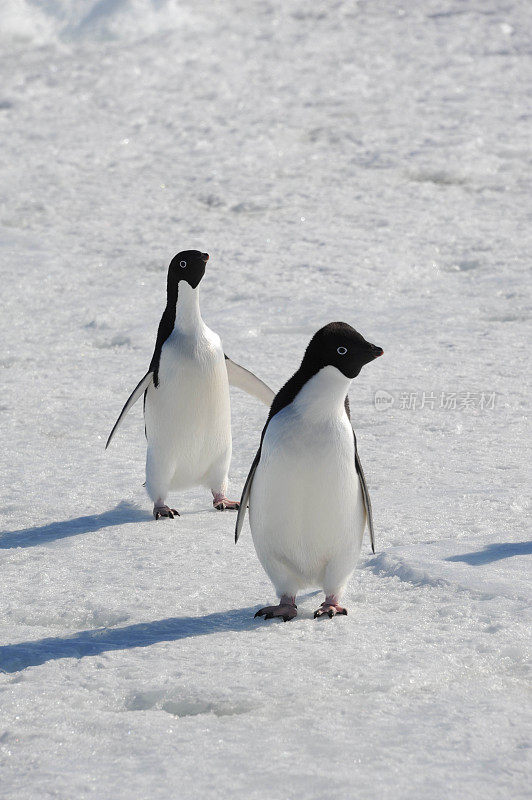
(249, 407, 365, 595)
(144, 327, 231, 490)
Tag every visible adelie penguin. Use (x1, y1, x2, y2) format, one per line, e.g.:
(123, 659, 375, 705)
(235, 322, 383, 621)
(106, 250, 274, 519)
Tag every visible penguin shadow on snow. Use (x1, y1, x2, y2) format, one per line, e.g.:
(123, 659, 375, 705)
(0, 501, 152, 550)
(0, 603, 295, 673)
(445, 541, 532, 565)
(0, 593, 326, 673)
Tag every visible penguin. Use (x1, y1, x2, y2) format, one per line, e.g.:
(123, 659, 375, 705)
(106, 250, 274, 519)
(235, 322, 383, 620)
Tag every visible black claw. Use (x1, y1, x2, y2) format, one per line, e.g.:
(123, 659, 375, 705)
(154, 506, 180, 520)
(328, 610, 334, 618)
(341, 608, 348, 615)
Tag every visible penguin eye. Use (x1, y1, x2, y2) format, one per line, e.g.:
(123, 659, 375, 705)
(179, 260, 187, 268)
(337, 346, 348, 355)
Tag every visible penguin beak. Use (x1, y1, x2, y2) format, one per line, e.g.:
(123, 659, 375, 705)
(370, 345, 384, 359)
(201, 253, 209, 262)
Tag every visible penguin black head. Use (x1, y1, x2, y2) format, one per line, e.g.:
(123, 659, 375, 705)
(303, 322, 383, 379)
(168, 250, 209, 289)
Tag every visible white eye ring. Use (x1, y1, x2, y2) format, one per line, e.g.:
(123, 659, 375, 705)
(337, 346, 347, 355)
(179, 260, 187, 268)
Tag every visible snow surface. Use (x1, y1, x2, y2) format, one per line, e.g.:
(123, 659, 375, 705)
(0, 1, 530, 798)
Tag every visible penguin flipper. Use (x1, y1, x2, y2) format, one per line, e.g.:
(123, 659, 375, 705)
(345, 397, 375, 554)
(354, 446, 375, 554)
(105, 371, 154, 449)
(235, 449, 261, 543)
(225, 355, 275, 407)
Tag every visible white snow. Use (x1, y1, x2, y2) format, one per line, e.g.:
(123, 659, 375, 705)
(0, 1, 530, 798)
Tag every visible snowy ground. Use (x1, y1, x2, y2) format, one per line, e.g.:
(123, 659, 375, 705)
(0, 1, 530, 798)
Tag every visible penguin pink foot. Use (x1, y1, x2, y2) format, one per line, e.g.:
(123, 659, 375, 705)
(153, 504, 180, 520)
(255, 596, 297, 622)
(314, 597, 347, 619)
(212, 493, 240, 511)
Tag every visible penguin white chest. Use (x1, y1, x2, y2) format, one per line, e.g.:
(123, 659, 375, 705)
(249, 369, 366, 588)
(144, 325, 231, 487)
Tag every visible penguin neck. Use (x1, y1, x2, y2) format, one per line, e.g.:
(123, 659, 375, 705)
(292, 366, 352, 420)
(171, 281, 203, 334)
